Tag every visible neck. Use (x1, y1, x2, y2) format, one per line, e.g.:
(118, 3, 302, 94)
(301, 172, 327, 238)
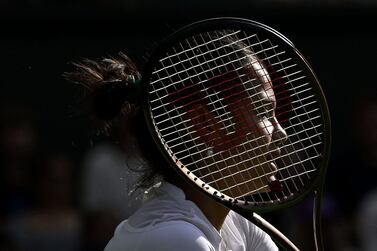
(169, 177, 230, 231)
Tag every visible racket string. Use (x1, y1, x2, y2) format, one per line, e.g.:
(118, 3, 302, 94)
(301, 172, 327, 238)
(150, 50, 293, 99)
(267, 37, 322, 183)
(211, 30, 274, 202)
(150, 41, 280, 93)
(196, 133, 323, 186)
(252, 32, 321, 193)
(169, 45, 227, 193)
(203, 31, 265, 202)
(154, 72, 314, 136)
(179, 36, 240, 198)
(182, 125, 322, 175)
(253, 32, 303, 196)
(158, 88, 321, 161)
(189, 32, 247, 197)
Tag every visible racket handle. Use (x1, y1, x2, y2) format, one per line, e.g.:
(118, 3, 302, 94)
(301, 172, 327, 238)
(252, 212, 300, 251)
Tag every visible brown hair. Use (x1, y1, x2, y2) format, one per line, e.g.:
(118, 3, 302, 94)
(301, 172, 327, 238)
(64, 52, 141, 136)
(64, 51, 168, 189)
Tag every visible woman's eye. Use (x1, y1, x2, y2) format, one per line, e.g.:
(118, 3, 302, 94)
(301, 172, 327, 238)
(257, 102, 274, 118)
(257, 108, 274, 120)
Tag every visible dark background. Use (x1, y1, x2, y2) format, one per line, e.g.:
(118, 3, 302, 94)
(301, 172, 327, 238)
(1, 1, 377, 251)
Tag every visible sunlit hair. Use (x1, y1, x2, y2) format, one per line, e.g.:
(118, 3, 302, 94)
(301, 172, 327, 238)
(64, 51, 141, 136)
(64, 52, 163, 191)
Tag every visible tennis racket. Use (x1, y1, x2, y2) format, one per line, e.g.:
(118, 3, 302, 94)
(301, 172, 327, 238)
(138, 17, 331, 251)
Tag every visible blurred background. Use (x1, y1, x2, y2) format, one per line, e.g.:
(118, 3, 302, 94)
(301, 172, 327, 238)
(0, 1, 376, 251)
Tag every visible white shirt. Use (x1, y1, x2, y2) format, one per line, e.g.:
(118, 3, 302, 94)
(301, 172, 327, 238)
(104, 182, 278, 251)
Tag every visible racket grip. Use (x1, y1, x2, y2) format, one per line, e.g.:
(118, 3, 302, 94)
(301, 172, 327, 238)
(252, 212, 300, 251)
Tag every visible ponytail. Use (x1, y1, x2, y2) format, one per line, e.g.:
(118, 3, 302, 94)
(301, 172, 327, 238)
(64, 52, 141, 135)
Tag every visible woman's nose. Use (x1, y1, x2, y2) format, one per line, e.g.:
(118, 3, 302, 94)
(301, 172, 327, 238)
(272, 119, 288, 146)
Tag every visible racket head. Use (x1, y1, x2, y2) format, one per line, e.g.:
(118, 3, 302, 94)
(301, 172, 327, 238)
(140, 17, 331, 213)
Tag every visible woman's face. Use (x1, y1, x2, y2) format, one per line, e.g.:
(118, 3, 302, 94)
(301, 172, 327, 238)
(186, 55, 288, 198)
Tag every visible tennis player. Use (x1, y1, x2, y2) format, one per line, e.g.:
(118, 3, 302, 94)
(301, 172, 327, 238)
(65, 31, 287, 251)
